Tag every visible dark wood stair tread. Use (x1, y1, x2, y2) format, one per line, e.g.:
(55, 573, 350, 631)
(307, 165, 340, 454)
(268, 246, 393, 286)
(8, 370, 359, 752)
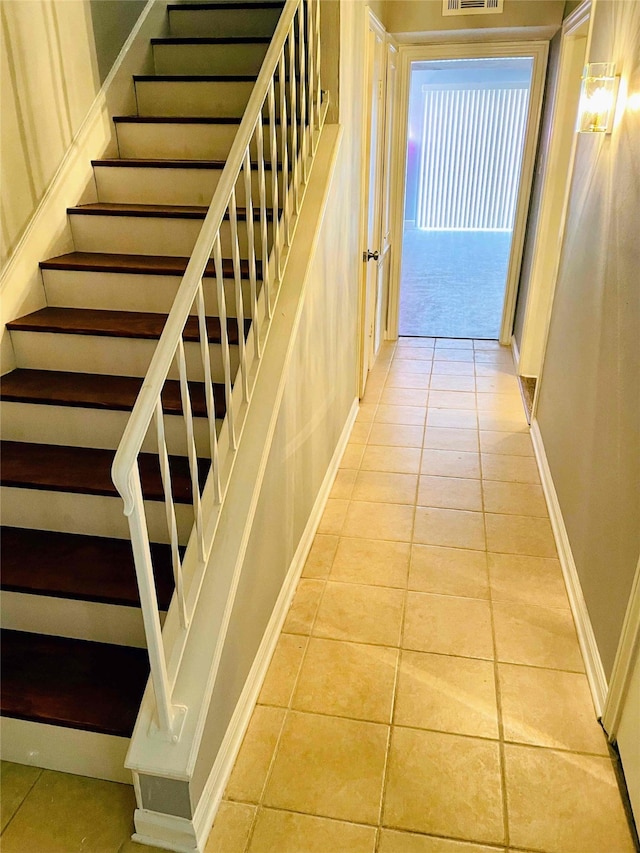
(0, 441, 209, 503)
(92, 158, 272, 170)
(168, 2, 284, 10)
(114, 115, 244, 124)
(0, 630, 148, 737)
(152, 36, 271, 44)
(134, 74, 257, 82)
(67, 202, 269, 221)
(1, 527, 174, 610)
(7, 307, 247, 343)
(0, 369, 225, 419)
(40, 250, 262, 279)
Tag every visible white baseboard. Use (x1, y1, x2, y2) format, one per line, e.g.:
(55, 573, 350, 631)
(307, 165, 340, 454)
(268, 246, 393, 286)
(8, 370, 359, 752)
(132, 397, 359, 853)
(530, 419, 608, 715)
(511, 333, 520, 373)
(602, 556, 640, 736)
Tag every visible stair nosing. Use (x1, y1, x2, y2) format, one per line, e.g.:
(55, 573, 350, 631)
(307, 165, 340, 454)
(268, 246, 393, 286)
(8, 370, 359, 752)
(0, 629, 149, 738)
(0, 368, 225, 418)
(0, 527, 175, 610)
(0, 440, 209, 504)
(66, 202, 272, 221)
(167, 2, 284, 10)
(6, 307, 248, 344)
(91, 158, 275, 170)
(133, 74, 257, 83)
(113, 115, 243, 124)
(152, 36, 271, 44)
(39, 251, 262, 278)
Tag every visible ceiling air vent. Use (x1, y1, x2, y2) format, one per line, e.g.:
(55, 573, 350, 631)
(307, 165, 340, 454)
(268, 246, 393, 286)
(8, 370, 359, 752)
(443, 0, 504, 16)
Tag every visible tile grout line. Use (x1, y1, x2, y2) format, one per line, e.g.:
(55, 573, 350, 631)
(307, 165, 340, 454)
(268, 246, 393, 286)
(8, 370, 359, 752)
(0, 767, 44, 839)
(374, 338, 425, 852)
(476, 345, 512, 851)
(363, 340, 402, 853)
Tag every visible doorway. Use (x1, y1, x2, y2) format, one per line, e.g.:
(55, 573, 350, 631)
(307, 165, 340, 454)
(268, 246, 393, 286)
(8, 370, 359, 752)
(399, 57, 534, 339)
(388, 42, 549, 344)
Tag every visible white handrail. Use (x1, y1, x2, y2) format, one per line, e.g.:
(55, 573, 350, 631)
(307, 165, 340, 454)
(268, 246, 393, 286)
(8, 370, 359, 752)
(111, 0, 323, 738)
(112, 0, 301, 512)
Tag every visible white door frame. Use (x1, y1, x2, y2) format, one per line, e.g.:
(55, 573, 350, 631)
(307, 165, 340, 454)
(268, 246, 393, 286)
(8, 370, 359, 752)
(387, 40, 549, 344)
(518, 1, 591, 379)
(602, 556, 640, 824)
(357, 7, 391, 395)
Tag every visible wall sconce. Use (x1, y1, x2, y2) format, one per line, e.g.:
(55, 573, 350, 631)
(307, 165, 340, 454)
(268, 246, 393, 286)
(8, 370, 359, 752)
(577, 63, 620, 134)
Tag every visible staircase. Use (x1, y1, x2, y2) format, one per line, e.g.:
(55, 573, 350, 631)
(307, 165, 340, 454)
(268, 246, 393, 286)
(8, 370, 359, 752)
(0, 0, 286, 782)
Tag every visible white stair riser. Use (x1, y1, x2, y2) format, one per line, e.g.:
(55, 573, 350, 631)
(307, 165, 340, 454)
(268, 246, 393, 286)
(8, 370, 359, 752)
(1, 488, 194, 544)
(42, 268, 256, 318)
(115, 121, 283, 161)
(153, 42, 268, 76)
(10, 331, 240, 383)
(1, 592, 162, 648)
(134, 79, 295, 121)
(168, 6, 282, 38)
(1, 718, 132, 784)
(69, 212, 270, 258)
(135, 79, 254, 118)
(1, 401, 218, 455)
(94, 164, 278, 208)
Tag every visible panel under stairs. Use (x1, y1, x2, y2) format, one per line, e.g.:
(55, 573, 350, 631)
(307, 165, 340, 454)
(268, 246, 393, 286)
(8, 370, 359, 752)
(0, 0, 283, 782)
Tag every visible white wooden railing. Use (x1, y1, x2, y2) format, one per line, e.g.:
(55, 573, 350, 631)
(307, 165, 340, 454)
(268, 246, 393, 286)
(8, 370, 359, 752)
(111, 0, 323, 740)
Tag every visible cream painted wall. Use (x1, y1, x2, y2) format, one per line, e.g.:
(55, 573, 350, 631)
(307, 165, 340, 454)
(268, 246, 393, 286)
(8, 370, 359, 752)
(382, 0, 564, 39)
(0, 0, 101, 270)
(90, 0, 147, 82)
(536, 0, 640, 677)
(190, 0, 366, 808)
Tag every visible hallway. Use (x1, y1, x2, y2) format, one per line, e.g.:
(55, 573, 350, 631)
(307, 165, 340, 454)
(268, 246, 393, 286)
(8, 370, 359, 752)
(0, 339, 636, 853)
(207, 337, 636, 852)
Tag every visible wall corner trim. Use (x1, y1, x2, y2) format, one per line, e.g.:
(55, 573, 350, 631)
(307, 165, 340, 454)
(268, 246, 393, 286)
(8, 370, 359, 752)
(131, 397, 359, 853)
(511, 334, 521, 373)
(530, 418, 608, 715)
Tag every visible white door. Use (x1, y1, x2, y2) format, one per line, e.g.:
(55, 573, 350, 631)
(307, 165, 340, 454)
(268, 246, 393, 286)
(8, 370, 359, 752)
(603, 557, 640, 826)
(359, 12, 387, 396)
(375, 41, 397, 354)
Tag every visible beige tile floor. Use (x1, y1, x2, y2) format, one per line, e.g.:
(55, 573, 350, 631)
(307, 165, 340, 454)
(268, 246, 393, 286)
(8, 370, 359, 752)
(1, 338, 637, 853)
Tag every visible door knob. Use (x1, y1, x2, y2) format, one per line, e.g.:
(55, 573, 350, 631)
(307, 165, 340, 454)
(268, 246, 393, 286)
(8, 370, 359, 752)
(364, 250, 380, 261)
